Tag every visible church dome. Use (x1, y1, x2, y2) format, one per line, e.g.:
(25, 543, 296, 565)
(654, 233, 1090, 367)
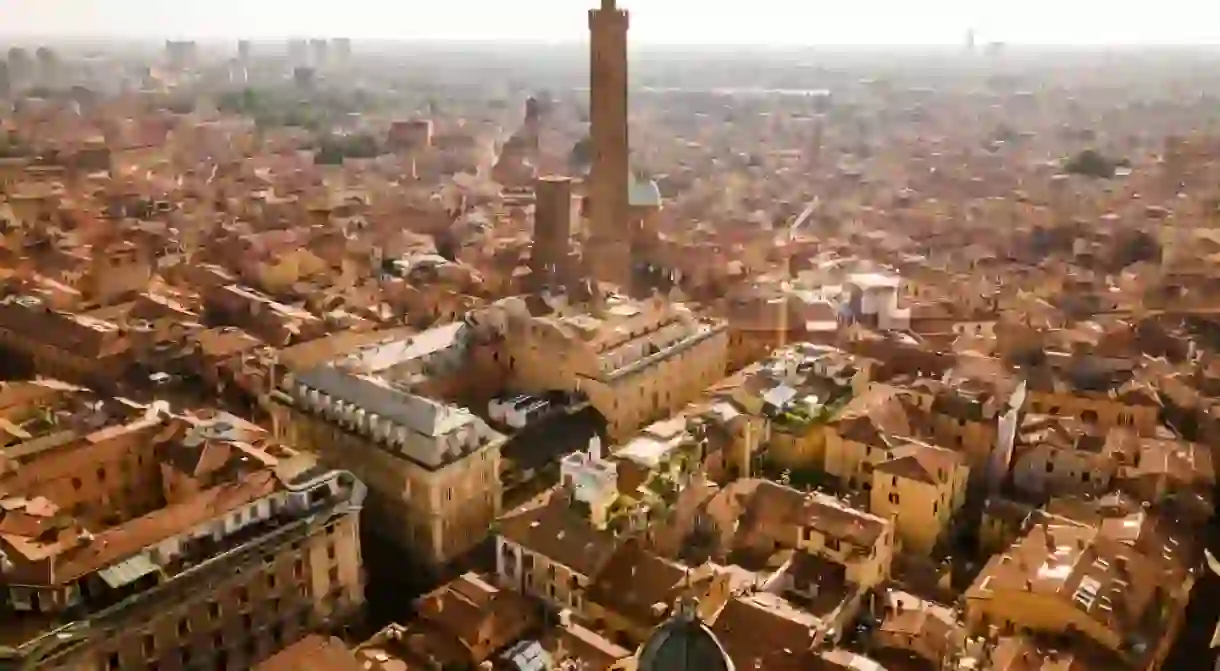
(637, 611, 734, 671)
(628, 173, 662, 208)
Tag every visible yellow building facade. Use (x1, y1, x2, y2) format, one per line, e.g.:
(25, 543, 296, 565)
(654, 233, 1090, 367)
(495, 294, 728, 441)
(869, 441, 970, 556)
(274, 323, 504, 569)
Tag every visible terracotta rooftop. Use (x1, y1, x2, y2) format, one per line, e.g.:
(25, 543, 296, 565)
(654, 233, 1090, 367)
(253, 635, 364, 671)
(711, 592, 821, 671)
(497, 494, 617, 577)
(744, 480, 889, 548)
(585, 538, 695, 626)
(966, 517, 1191, 662)
(874, 439, 965, 486)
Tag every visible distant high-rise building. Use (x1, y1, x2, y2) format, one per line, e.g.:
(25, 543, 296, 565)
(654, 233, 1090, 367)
(287, 39, 308, 64)
(6, 47, 28, 69)
(0, 63, 9, 99)
(6, 47, 29, 86)
(333, 38, 352, 60)
(310, 38, 329, 67)
(587, 0, 632, 290)
(33, 46, 59, 87)
(164, 40, 197, 70)
(965, 28, 976, 52)
(293, 66, 316, 90)
(237, 39, 251, 61)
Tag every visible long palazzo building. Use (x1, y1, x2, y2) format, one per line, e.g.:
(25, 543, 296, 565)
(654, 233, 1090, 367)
(0, 380, 365, 671)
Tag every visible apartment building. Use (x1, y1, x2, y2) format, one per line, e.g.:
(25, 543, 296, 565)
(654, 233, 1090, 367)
(964, 516, 1195, 671)
(490, 292, 728, 441)
(495, 494, 616, 613)
(0, 388, 365, 670)
(723, 480, 895, 589)
(1024, 360, 1160, 437)
(274, 322, 503, 569)
(582, 538, 732, 648)
(0, 295, 133, 392)
(869, 439, 970, 556)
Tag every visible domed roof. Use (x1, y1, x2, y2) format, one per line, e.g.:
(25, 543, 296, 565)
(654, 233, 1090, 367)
(637, 611, 734, 671)
(628, 173, 662, 208)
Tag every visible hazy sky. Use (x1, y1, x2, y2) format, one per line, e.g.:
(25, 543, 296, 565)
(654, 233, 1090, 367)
(0, 0, 1216, 45)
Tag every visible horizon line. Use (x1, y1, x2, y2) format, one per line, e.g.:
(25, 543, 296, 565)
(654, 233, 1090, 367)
(2, 34, 1220, 50)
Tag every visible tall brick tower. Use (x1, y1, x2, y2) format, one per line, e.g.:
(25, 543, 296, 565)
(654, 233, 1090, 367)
(587, 0, 632, 289)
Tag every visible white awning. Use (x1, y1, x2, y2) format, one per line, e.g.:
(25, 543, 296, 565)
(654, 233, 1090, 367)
(97, 554, 159, 589)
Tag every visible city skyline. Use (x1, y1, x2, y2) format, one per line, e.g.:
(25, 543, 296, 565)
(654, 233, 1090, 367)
(1, 0, 1218, 46)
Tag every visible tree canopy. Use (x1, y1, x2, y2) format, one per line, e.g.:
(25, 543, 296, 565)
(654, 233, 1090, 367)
(216, 87, 333, 131)
(314, 133, 383, 165)
(1064, 148, 1121, 179)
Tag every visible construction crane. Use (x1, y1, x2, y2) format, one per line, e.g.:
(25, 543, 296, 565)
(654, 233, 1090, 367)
(790, 195, 820, 238)
(781, 195, 820, 287)
(775, 195, 820, 350)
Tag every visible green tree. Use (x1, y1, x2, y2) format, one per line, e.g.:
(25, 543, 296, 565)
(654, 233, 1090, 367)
(315, 143, 345, 165)
(1064, 148, 1118, 179)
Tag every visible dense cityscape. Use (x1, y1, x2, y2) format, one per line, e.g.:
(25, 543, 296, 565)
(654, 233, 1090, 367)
(1, 1, 1220, 670)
